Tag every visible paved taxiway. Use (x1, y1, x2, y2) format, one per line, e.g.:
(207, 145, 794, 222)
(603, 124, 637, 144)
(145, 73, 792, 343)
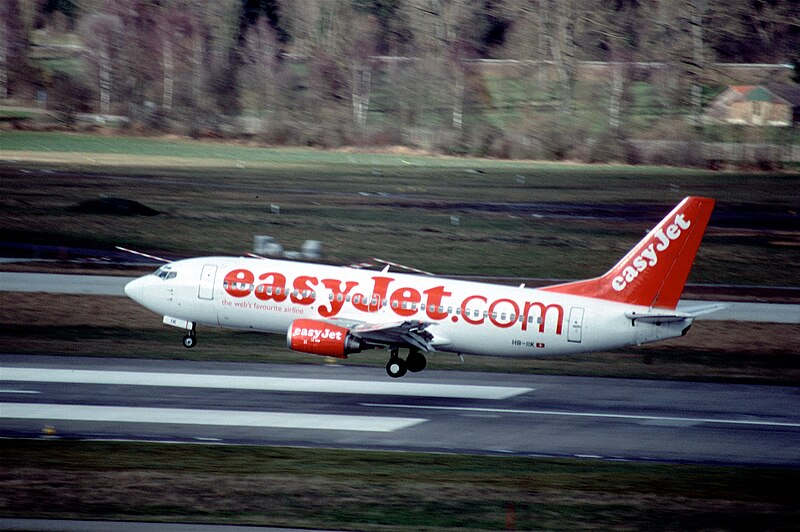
(1, 272, 798, 323)
(2, 355, 799, 466)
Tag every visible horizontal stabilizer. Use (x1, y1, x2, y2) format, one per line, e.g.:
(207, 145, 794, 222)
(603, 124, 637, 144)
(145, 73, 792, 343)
(676, 302, 730, 317)
(626, 303, 728, 324)
(625, 311, 693, 324)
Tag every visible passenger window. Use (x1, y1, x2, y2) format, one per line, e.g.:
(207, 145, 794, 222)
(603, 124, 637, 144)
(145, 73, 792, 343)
(392, 300, 399, 308)
(353, 295, 361, 305)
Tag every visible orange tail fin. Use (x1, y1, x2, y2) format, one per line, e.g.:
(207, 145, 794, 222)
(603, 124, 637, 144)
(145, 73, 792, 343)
(542, 197, 715, 309)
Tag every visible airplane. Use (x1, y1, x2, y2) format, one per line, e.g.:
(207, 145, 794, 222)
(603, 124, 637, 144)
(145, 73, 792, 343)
(124, 196, 718, 378)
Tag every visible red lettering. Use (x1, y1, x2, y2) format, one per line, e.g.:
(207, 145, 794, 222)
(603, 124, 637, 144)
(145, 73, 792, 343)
(255, 272, 288, 302)
(522, 302, 564, 334)
(423, 286, 452, 320)
(291, 275, 318, 305)
(488, 298, 519, 329)
(318, 279, 358, 318)
(223, 269, 254, 298)
(353, 276, 394, 312)
(460, 294, 487, 325)
(390, 287, 421, 317)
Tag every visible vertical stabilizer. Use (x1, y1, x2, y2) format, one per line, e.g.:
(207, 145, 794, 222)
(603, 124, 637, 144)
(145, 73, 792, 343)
(542, 197, 715, 309)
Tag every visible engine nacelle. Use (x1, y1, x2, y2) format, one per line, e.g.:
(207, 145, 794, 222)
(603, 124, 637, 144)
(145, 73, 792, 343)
(287, 319, 364, 358)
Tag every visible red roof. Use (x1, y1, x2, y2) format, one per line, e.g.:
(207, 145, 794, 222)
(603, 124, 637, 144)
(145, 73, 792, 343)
(731, 85, 755, 95)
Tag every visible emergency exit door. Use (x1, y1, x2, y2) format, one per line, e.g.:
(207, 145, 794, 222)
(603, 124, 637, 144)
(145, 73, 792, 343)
(198, 264, 217, 300)
(568, 307, 584, 343)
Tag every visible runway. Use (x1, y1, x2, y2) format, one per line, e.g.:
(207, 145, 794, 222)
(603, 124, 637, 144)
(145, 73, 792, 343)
(2, 355, 799, 466)
(1, 271, 798, 323)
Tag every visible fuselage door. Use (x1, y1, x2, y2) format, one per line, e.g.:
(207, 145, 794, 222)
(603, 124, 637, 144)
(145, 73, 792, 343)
(568, 307, 584, 343)
(198, 264, 217, 300)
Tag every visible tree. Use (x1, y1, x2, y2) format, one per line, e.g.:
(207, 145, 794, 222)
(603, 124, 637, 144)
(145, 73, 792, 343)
(81, 10, 122, 114)
(241, 14, 282, 119)
(1, 0, 30, 99)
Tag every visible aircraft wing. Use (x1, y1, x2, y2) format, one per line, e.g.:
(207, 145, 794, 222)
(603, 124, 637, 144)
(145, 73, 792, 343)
(326, 318, 436, 352)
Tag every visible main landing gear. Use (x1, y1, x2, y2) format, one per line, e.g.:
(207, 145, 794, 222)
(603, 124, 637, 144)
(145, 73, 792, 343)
(386, 348, 427, 378)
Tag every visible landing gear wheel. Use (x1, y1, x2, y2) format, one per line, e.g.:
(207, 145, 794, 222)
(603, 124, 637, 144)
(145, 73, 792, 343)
(406, 350, 427, 373)
(182, 334, 196, 349)
(386, 357, 407, 378)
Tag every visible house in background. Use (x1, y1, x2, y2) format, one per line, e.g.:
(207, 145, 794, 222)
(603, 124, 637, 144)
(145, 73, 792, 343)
(706, 84, 800, 126)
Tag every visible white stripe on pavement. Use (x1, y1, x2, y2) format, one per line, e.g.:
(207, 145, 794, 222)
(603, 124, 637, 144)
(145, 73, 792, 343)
(1, 403, 426, 433)
(0, 368, 532, 400)
(362, 403, 800, 428)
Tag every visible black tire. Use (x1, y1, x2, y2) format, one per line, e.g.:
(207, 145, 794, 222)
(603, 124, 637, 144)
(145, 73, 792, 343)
(386, 357, 407, 378)
(182, 334, 196, 348)
(407, 351, 427, 373)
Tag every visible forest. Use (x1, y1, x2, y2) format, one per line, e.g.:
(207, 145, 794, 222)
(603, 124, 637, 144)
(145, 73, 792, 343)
(2, 0, 799, 162)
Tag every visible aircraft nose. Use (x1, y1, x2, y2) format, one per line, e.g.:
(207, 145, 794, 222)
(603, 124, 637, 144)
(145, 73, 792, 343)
(124, 276, 145, 302)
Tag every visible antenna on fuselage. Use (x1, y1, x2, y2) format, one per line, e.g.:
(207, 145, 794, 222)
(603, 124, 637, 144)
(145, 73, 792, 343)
(372, 258, 434, 276)
(115, 246, 172, 263)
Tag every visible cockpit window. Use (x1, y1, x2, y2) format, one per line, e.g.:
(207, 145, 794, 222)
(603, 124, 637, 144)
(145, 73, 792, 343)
(153, 265, 177, 280)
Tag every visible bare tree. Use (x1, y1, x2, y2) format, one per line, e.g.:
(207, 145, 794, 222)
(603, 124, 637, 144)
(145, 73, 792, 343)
(241, 15, 281, 119)
(81, 11, 123, 115)
(0, 7, 7, 100)
(542, 0, 580, 114)
(0, 0, 29, 99)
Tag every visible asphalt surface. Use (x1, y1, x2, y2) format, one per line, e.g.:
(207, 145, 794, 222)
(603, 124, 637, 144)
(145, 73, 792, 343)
(0, 520, 308, 532)
(1, 271, 798, 323)
(2, 355, 799, 466)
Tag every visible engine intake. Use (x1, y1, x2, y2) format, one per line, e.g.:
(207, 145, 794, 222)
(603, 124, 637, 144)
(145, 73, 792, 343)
(287, 319, 364, 358)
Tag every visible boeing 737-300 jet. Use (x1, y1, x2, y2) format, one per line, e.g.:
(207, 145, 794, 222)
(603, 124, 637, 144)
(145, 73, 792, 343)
(124, 196, 717, 378)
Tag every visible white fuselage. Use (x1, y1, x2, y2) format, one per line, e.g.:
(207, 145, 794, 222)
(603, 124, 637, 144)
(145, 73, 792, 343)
(125, 256, 690, 357)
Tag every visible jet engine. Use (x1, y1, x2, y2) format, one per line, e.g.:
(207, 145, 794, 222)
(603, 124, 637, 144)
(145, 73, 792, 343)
(287, 319, 364, 358)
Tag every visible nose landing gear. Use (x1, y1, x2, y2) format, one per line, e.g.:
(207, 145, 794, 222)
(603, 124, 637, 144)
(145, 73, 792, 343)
(182, 325, 197, 348)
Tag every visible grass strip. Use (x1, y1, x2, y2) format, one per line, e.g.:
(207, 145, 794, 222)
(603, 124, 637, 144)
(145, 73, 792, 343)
(1, 440, 798, 531)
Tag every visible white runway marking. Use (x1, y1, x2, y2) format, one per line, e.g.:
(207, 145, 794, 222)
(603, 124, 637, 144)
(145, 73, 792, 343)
(363, 404, 800, 428)
(1, 403, 427, 433)
(1, 368, 531, 400)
